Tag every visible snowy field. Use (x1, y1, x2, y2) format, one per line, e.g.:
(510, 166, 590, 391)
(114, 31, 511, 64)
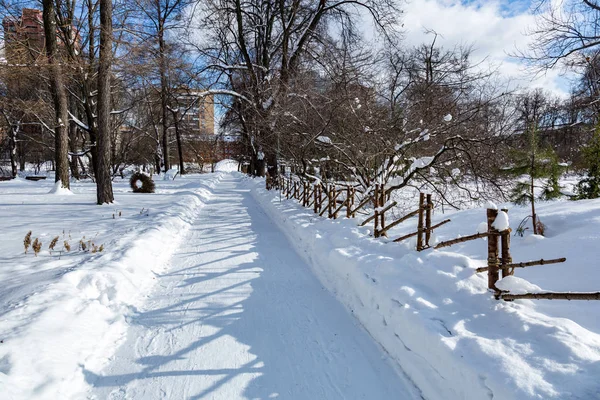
(1, 164, 599, 399)
(0, 170, 225, 399)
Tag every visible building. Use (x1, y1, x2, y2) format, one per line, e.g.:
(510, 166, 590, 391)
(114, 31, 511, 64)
(175, 90, 215, 136)
(172, 89, 242, 165)
(2, 8, 45, 64)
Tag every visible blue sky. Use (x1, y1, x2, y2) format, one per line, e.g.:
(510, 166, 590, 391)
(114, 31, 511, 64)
(398, 0, 572, 96)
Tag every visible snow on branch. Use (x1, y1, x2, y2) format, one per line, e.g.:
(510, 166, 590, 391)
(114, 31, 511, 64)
(68, 112, 90, 131)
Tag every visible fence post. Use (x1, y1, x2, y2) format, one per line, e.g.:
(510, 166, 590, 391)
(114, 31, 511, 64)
(487, 208, 500, 289)
(346, 186, 352, 218)
(500, 208, 513, 278)
(416, 193, 425, 250)
(374, 184, 380, 238)
(425, 194, 432, 247)
(303, 182, 308, 206)
(327, 185, 333, 218)
(380, 185, 387, 237)
(313, 183, 318, 213)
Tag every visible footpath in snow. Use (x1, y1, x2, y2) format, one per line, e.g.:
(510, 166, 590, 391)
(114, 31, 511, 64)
(86, 174, 420, 399)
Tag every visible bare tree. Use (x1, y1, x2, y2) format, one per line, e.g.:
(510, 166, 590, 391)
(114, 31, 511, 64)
(190, 0, 402, 176)
(521, 0, 600, 69)
(95, 0, 114, 203)
(42, 0, 70, 188)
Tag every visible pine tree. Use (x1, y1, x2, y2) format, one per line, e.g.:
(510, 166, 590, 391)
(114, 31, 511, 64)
(507, 125, 564, 234)
(575, 125, 600, 199)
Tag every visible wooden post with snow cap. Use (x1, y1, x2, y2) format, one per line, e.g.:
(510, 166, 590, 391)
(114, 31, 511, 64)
(487, 208, 500, 290)
(500, 208, 513, 278)
(416, 193, 425, 251)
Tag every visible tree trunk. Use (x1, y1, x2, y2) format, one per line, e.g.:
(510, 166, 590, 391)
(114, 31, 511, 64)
(530, 161, 538, 234)
(158, 27, 170, 173)
(42, 0, 70, 189)
(9, 125, 18, 178)
(68, 98, 80, 179)
(173, 109, 185, 175)
(95, 0, 114, 204)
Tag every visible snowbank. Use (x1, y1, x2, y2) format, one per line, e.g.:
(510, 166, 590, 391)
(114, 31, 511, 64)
(0, 173, 225, 399)
(215, 159, 239, 172)
(48, 180, 74, 195)
(248, 175, 600, 400)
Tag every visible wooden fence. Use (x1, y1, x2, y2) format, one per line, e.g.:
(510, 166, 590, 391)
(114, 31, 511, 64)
(267, 174, 599, 301)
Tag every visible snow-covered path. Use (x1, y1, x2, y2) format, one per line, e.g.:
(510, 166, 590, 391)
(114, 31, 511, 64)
(86, 174, 419, 400)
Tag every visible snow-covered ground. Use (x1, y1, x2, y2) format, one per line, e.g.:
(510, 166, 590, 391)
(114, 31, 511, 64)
(249, 176, 600, 400)
(2, 166, 599, 399)
(0, 172, 224, 399)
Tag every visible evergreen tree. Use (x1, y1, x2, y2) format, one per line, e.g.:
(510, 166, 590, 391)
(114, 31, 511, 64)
(575, 125, 600, 199)
(508, 125, 564, 234)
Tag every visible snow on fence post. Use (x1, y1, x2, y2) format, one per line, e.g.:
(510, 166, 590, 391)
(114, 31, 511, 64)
(425, 194, 433, 247)
(500, 208, 514, 278)
(487, 208, 500, 290)
(416, 193, 425, 251)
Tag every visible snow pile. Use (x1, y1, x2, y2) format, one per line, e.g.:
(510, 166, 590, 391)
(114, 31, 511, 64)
(249, 177, 600, 400)
(492, 210, 510, 231)
(0, 173, 225, 399)
(215, 159, 239, 172)
(48, 180, 74, 195)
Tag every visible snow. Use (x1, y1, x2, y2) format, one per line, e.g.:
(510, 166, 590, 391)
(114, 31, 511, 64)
(3, 171, 600, 400)
(250, 177, 600, 400)
(48, 180, 74, 195)
(492, 210, 510, 231)
(476, 221, 489, 234)
(316, 135, 332, 144)
(0, 173, 224, 399)
(86, 175, 419, 399)
(485, 200, 498, 210)
(444, 113, 453, 122)
(214, 158, 239, 172)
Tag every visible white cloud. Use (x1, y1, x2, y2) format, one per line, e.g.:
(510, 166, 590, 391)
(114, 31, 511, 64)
(399, 0, 572, 97)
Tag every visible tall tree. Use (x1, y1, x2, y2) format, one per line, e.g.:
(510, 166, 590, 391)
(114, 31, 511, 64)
(96, 0, 115, 203)
(42, 0, 70, 188)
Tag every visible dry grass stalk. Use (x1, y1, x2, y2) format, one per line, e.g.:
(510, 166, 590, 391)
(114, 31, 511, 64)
(64, 240, 71, 252)
(49, 236, 59, 251)
(32, 238, 42, 256)
(24, 231, 32, 253)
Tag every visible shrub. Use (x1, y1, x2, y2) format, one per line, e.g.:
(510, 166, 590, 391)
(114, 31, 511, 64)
(130, 172, 155, 193)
